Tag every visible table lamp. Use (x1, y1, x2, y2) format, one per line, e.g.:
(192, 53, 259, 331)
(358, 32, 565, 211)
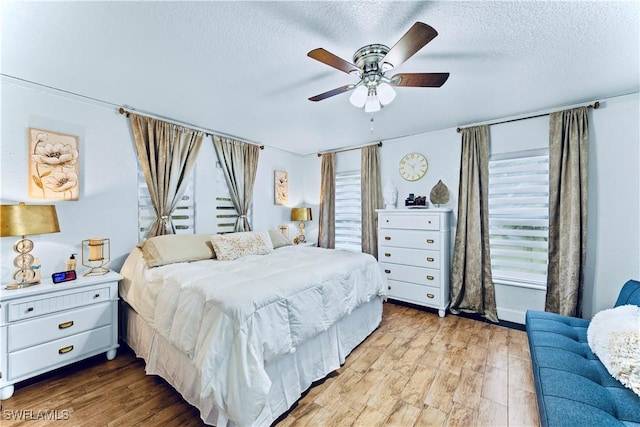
(1, 202, 60, 289)
(290, 207, 312, 243)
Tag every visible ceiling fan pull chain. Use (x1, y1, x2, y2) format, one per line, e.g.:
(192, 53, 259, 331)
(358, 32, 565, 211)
(370, 114, 375, 133)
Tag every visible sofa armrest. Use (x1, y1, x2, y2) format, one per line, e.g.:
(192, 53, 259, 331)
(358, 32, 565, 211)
(614, 279, 640, 307)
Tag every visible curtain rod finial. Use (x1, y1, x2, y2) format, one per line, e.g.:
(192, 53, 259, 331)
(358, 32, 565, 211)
(456, 127, 462, 133)
(593, 101, 600, 109)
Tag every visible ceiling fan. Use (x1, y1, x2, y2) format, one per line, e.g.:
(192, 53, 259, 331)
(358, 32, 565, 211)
(307, 22, 449, 113)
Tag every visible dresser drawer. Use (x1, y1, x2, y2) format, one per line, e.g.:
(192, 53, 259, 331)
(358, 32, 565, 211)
(8, 325, 112, 380)
(7, 287, 111, 322)
(379, 212, 440, 230)
(379, 246, 440, 268)
(378, 229, 441, 250)
(380, 262, 441, 286)
(386, 280, 442, 306)
(7, 302, 112, 352)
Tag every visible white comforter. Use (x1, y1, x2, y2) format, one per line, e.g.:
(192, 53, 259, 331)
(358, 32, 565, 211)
(120, 245, 387, 426)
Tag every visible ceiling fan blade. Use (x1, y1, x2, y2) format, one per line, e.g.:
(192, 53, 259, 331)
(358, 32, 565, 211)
(308, 84, 354, 102)
(380, 22, 438, 69)
(390, 72, 450, 87)
(307, 48, 359, 74)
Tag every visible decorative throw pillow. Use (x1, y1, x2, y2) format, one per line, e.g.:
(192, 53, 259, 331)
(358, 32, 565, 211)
(138, 234, 216, 268)
(587, 304, 640, 396)
(268, 229, 292, 249)
(211, 230, 273, 261)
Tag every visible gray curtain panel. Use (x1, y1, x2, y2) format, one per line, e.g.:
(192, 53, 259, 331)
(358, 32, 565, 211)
(318, 152, 336, 249)
(129, 113, 203, 238)
(545, 107, 589, 316)
(450, 125, 498, 323)
(212, 136, 260, 232)
(361, 144, 383, 258)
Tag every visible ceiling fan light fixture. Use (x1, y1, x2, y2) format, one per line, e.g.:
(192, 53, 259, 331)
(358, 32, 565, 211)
(364, 89, 381, 113)
(377, 82, 396, 105)
(349, 85, 368, 108)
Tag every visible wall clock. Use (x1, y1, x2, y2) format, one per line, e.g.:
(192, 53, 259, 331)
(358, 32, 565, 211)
(399, 153, 428, 181)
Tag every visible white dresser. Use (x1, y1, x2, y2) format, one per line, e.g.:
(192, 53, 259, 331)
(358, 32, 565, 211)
(0, 271, 121, 399)
(377, 209, 452, 317)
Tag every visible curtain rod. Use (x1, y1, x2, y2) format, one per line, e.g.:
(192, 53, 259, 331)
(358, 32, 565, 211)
(118, 107, 264, 149)
(317, 141, 383, 157)
(456, 101, 600, 133)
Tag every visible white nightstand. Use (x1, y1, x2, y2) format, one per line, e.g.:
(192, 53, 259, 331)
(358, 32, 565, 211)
(0, 271, 121, 400)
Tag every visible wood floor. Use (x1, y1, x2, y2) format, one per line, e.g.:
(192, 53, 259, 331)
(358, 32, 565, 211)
(0, 302, 539, 427)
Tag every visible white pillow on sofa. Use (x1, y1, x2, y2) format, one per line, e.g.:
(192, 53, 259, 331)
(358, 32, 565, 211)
(587, 304, 640, 396)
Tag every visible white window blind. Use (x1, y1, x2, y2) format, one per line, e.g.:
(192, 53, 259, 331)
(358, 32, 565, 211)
(138, 167, 195, 241)
(335, 170, 362, 252)
(488, 149, 549, 287)
(214, 163, 241, 234)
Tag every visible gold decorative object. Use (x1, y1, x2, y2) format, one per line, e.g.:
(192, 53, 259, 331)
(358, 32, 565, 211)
(278, 224, 289, 238)
(290, 207, 312, 243)
(1, 203, 60, 289)
(82, 238, 110, 276)
(430, 179, 450, 206)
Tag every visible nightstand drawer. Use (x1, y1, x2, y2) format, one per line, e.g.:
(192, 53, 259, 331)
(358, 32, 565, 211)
(7, 287, 111, 322)
(8, 302, 112, 351)
(387, 280, 442, 306)
(379, 247, 440, 268)
(8, 325, 112, 380)
(378, 229, 441, 250)
(379, 213, 440, 230)
(380, 263, 441, 286)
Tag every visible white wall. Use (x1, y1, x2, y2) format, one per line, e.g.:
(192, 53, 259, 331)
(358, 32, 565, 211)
(0, 77, 306, 281)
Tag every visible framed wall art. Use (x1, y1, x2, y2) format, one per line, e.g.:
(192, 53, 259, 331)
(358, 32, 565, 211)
(28, 128, 79, 201)
(274, 170, 288, 205)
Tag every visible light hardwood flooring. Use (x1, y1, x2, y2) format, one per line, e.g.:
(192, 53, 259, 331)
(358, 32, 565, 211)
(1, 302, 539, 426)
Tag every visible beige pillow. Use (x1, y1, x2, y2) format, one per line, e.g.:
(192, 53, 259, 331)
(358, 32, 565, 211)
(138, 234, 215, 268)
(211, 230, 273, 261)
(268, 229, 292, 249)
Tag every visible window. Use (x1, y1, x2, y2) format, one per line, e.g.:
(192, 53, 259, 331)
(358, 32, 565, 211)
(138, 167, 195, 241)
(214, 162, 241, 234)
(488, 149, 549, 287)
(335, 170, 361, 252)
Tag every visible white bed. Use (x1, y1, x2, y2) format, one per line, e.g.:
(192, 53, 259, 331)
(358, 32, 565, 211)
(119, 241, 387, 426)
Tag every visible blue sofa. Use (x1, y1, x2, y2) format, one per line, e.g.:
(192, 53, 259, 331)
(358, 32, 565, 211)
(525, 280, 640, 427)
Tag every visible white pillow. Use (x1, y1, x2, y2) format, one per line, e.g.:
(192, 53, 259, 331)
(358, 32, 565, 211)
(268, 229, 292, 249)
(211, 230, 273, 261)
(587, 304, 640, 396)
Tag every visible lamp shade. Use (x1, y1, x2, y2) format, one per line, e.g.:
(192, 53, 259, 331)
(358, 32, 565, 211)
(291, 207, 312, 222)
(377, 82, 396, 105)
(349, 85, 368, 108)
(1, 203, 60, 237)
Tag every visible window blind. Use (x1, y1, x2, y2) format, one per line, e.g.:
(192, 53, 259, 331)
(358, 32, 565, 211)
(137, 167, 195, 241)
(488, 149, 549, 287)
(335, 170, 362, 252)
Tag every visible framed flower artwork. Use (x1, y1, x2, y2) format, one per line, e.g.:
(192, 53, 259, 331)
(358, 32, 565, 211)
(274, 170, 288, 205)
(28, 128, 79, 201)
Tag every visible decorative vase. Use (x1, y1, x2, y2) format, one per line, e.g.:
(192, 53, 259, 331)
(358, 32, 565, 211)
(383, 179, 398, 209)
(430, 179, 449, 206)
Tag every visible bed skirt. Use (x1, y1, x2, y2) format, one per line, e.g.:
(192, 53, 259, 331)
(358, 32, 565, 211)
(120, 296, 383, 426)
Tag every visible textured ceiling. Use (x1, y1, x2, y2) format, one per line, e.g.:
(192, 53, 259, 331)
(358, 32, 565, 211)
(2, 1, 638, 155)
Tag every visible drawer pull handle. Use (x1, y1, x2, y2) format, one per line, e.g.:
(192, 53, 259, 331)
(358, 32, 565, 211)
(426, 257, 435, 262)
(426, 275, 435, 280)
(59, 345, 74, 355)
(384, 269, 391, 274)
(58, 321, 74, 330)
(426, 239, 435, 244)
(94, 293, 100, 299)
(385, 253, 391, 257)
(26, 307, 34, 312)
(427, 293, 435, 299)
(384, 236, 391, 241)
